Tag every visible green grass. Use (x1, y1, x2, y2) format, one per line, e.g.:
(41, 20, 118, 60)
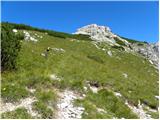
(33, 89, 57, 118)
(1, 77, 29, 102)
(35, 89, 57, 105)
(1, 30, 159, 118)
(33, 101, 54, 119)
(1, 108, 32, 119)
(75, 89, 138, 119)
(87, 55, 104, 64)
(148, 111, 159, 119)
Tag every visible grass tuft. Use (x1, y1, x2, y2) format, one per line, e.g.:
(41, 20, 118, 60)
(1, 108, 32, 119)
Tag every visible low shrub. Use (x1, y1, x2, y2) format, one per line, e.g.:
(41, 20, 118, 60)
(1, 22, 24, 71)
(114, 37, 126, 46)
(2, 22, 92, 41)
(112, 45, 125, 51)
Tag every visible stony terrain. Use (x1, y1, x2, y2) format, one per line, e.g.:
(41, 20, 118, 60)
(131, 42, 159, 68)
(57, 90, 85, 119)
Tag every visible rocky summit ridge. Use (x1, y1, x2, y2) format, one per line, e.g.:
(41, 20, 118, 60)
(75, 24, 159, 68)
(75, 24, 119, 44)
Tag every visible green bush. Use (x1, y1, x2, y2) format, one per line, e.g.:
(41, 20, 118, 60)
(114, 37, 126, 46)
(137, 43, 144, 46)
(72, 34, 92, 41)
(112, 45, 125, 51)
(1, 23, 23, 71)
(119, 35, 147, 44)
(2, 22, 92, 41)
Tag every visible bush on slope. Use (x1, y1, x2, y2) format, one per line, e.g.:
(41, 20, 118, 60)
(1, 23, 24, 71)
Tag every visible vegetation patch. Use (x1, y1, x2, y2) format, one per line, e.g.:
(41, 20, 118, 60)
(33, 101, 54, 119)
(147, 111, 159, 119)
(87, 55, 104, 64)
(1, 108, 32, 119)
(119, 35, 147, 44)
(35, 89, 57, 105)
(112, 45, 125, 51)
(1, 82, 29, 102)
(77, 89, 138, 119)
(114, 37, 127, 46)
(32, 90, 57, 118)
(1, 22, 24, 71)
(2, 22, 92, 41)
(137, 43, 145, 46)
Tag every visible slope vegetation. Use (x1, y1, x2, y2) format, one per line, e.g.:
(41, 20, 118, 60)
(1, 23, 159, 119)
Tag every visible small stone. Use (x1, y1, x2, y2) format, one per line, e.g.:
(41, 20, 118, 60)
(128, 90, 132, 93)
(102, 48, 106, 51)
(114, 92, 122, 97)
(97, 108, 106, 113)
(50, 74, 61, 81)
(2, 88, 6, 91)
(122, 73, 128, 78)
(89, 86, 98, 93)
(41, 53, 46, 57)
(83, 86, 87, 91)
(12, 29, 17, 33)
(82, 94, 86, 97)
(149, 60, 153, 64)
(155, 96, 159, 100)
(107, 50, 112, 56)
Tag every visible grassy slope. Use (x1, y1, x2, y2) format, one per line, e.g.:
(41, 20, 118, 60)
(1, 30, 159, 118)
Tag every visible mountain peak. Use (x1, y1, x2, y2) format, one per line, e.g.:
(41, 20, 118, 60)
(75, 24, 111, 33)
(74, 24, 116, 43)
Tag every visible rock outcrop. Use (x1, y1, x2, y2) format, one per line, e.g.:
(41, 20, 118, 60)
(131, 42, 159, 68)
(75, 24, 159, 67)
(75, 24, 118, 44)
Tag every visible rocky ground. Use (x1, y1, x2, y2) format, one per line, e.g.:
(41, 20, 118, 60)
(56, 90, 85, 119)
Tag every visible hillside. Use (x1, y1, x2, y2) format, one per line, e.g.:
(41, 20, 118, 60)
(1, 23, 159, 119)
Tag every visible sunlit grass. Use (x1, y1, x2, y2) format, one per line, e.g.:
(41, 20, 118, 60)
(1, 30, 159, 118)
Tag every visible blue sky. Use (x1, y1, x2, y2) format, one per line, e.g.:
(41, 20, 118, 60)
(1, 1, 159, 43)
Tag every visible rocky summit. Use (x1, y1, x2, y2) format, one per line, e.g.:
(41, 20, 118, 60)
(75, 24, 117, 43)
(75, 24, 129, 46)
